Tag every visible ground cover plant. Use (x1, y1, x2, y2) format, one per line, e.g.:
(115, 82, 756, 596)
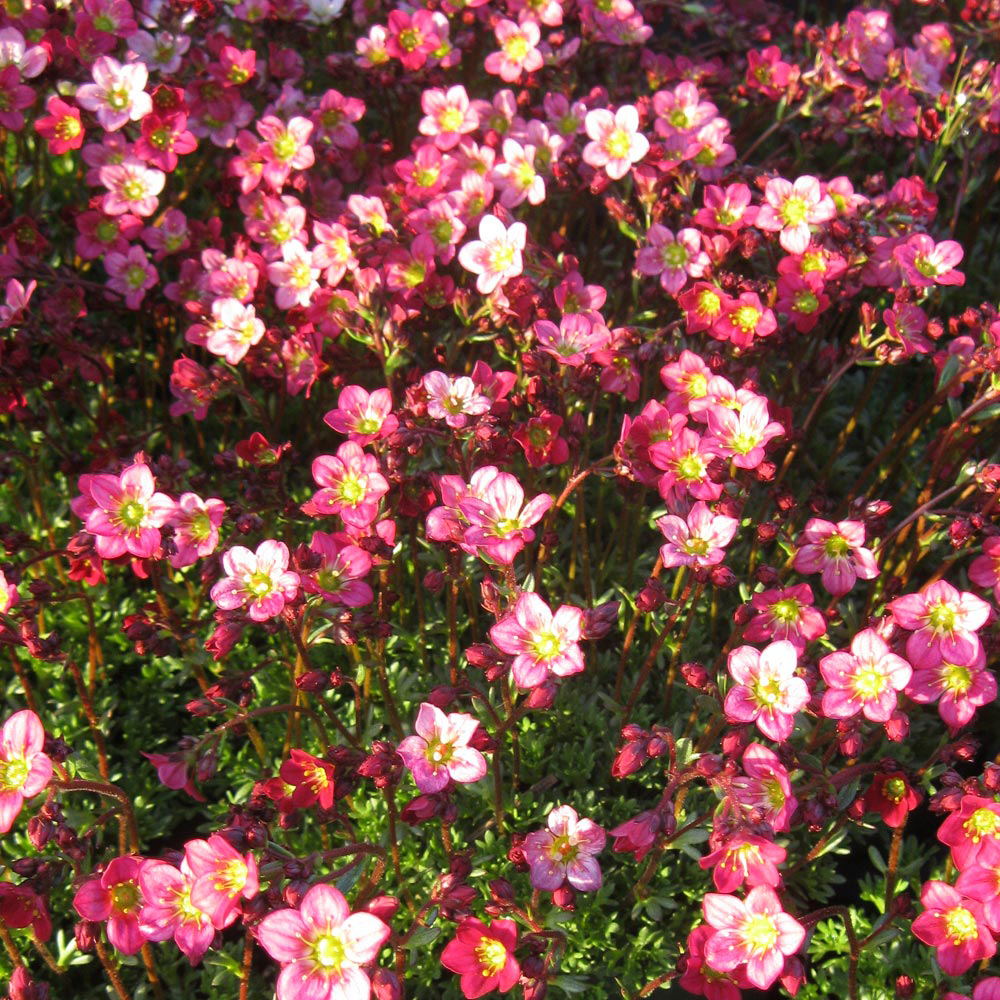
(1, 0, 1000, 997)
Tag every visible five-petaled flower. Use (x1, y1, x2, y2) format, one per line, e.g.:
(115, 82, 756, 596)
(524, 804, 606, 891)
(441, 917, 520, 999)
(912, 880, 995, 976)
(210, 540, 300, 622)
(724, 641, 809, 742)
(0, 710, 52, 835)
(397, 703, 488, 793)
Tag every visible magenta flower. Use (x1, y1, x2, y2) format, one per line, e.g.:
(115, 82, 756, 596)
(35, 95, 84, 154)
(74, 458, 176, 560)
(732, 744, 797, 833)
(303, 442, 390, 528)
(724, 640, 809, 742)
(397, 703, 487, 793)
(680, 924, 749, 1000)
(656, 501, 738, 569)
(702, 886, 805, 990)
(523, 804, 606, 891)
(323, 386, 398, 445)
(0, 569, 18, 615)
(100, 159, 165, 217)
(912, 880, 995, 976)
(0, 710, 52, 835)
(257, 883, 391, 1000)
(889, 580, 991, 669)
(489, 592, 585, 689)
(73, 856, 146, 955)
(754, 176, 836, 255)
(533, 314, 610, 367)
(700, 833, 787, 894)
(138, 860, 214, 965)
(184, 834, 258, 930)
(969, 537, 1000, 603)
(894, 233, 965, 287)
(303, 532, 373, 608)
(583, 105, 649, 180)
(820, 628, 912, 723)
(906, 642, 996, 731)
(459, 473, 552, 565)
(743, 584, 826, 650)
(210, 540, 300, 622)
(458, 214, 527, 296)
(791, 518, 879, 597)
(441, 917, 519, 999)
(104, 246, 159, 309)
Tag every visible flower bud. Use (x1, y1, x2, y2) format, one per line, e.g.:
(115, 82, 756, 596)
(371, 969, 404, 1000)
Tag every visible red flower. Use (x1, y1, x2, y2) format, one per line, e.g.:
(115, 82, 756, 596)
(865, 772, 921, 828)
(441, 917, 520, 998)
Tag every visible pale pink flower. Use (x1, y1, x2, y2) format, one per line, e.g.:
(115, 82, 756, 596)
(419, 85, 478, 149)
(73, 857, 146, 955)
(100, 159, 165, 218)
(76, 56, 152, 132)
(889, 581, 991, 669)
(754, 176, 836, 255)
(484, 19, 543, 82)
(524, 805, 605, 891)
(0, 710, 52, 835)
(184, 835, 259, 930)
(583, 105, 649, 180)
(636, 225, 709, 295)
(490, 592, 584, 689)
(792, 518, 879, 597)
(267, 240, 320, 309)
(894, 233, 965, 287)
(423, 371, 491, 429)
(324, 386, 398, 445)
(491, 138, 545, 208)
(210, 540, 300, 622)
(0, 277, 36, 329)
(0, 27, 49, 79)
(656, 500, 738, 568)
(820, 628, 912, 722)
(742, 584, 826, 650)
(706, 395, 784, 469)
(256, 115, 315, 190)
(458, 214, 527, 295)
(0, 570, 18, 615)
(459, 473, 552, 564)
(724, 640, 808, 742)
(398, 703, 488, 793)
(194, 297, 266, 365)
(74, 458, 176, 560)
(702, 886, 805, 990)
(167, 493, 225, 569)
(532, 314, 609, 367)
(258, 884, 390, 1000)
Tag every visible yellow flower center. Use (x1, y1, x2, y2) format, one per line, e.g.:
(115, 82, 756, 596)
(965, 808, 1000, 843)
(742, 913, 779, 955)
(945, 906, 978, 945)
(475, 937, 508, 976)
(110, 881, 140, 915)
(312, 931, 346, 971)
(606, 129, 631, 160)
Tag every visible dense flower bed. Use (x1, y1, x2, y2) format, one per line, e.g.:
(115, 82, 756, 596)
(1, 0, 1000, 998)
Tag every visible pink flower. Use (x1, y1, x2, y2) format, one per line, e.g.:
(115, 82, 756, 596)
(907, 643, 997, 731)
(257, 883, 390, 1000)
(706, 395, 784, 469)
(532, 314, 610, 367)
(583, 105, 649, 180)
(73, 856, 146, 954)
(939, 797, 1000, 871)
(742, 584, 826, 650)
(792, 518, 879, 597)
(0, 710, 52, 835)
(302, 442, 390, 528)
(523, 804, 605, 891)
(167, 493, 225, 569)
(0, 570, 18, 615)
(636, 225, 710, 295)
(969, 537, 1000, 604)
(489, 592, 584, 689)
(609, 810, 661, 861)
(894, 233, 965, 287)
(441, 917, 519, 999)
(302, 532, 373, 608)
(732, 744, 797, 833)
(105, 245, 159, 309)
(423, 371, 492, 429)
(74, 458, 176, 560)
(210, 540, 300, 622)
(397, 703, 487, 793)
(702, 886, 805, 990)
(724, 641, 809, 742)
(679, 924, 748, 1000)
(711, 292, 777, 349)
(459, 473, 552, 565)
(35, 96, 84, 154)
(754, 176, 835, 255)
(138, 860, 215, 964)
(458, 215, 527, 296)
(191, 298, 265, 366)
(484, 20, 543, 82)
(889, 581, 991, 669)
(76, 56, 152, 132)
(100, 159, 165, 218)
(184, 834, 258, 930)
(912, 880, 995, 976)
(656, 501, 738, 568)
(820, 628, 912, 722)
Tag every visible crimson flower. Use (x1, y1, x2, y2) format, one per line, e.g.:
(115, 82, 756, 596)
(441, 917, 519, 999)
(912, 880, 995, 975)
